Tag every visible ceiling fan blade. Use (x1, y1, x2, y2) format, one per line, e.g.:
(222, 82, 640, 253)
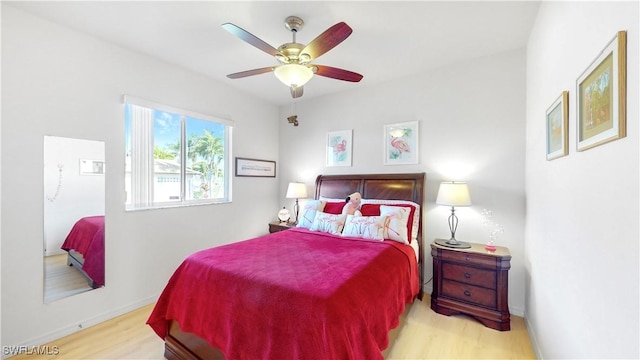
(290, 86, 304, 98)
(227, 67, 275, 79)
(301, 22, 352, 60)
(312, 65, 363, 82)
(222, 23, 281, 57)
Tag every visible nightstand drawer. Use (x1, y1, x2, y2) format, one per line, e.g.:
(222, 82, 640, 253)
(442, 280, 496, 308)
(441, 250, 497, 268)
(442, 263, 496, 289)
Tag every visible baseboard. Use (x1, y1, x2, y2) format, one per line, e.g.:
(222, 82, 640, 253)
(3, 296, 156, 359)
(524, 313, 543, 359)
(44, 249, 66, 257)
(423, 283, 433, 296)
(510, 305, 524, 317)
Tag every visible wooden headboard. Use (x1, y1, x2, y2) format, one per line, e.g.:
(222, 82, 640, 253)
(315, 173, 426, 299)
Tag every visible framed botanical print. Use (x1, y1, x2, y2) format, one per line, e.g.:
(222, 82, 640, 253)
(384, 121, 419, 165)
(326, 130, 352, 167)
(576, 30, 626, 151)
(546, 91, 569, 160)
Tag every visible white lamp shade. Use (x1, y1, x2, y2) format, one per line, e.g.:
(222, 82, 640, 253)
(436, 182, 472, 207)
(274, 64, 313, 87)
(286, 182, 308, 199)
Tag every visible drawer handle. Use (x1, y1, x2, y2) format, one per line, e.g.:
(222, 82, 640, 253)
(464, 290, 472, 297)
(464, 272, 472, 279)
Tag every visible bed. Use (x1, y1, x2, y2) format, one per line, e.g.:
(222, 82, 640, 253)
(60, 215, 105, 288)
(147, 173, 425, 359)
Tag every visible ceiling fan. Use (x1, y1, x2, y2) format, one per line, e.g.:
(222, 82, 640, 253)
(222, 16, 363, 99)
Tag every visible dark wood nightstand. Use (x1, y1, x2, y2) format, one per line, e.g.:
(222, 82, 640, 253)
(268, 221, 295, 233)
(430, 240, 511, 331)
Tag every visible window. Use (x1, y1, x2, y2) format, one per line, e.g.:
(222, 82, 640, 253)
(124, 96, 232, 210)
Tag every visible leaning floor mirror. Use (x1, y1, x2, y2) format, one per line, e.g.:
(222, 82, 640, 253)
(43, 136, 105, 303)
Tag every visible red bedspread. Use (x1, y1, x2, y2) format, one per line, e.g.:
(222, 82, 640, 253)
(147, 227, 419, 359)
(61, 215, 105, 287)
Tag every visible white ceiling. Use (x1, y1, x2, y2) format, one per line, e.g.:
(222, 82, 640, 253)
(7, 1, 541, 106)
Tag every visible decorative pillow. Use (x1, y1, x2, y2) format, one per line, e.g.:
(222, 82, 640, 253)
(360, 200, 420, 243)
(323, 201, 347, 215)
(341, 215, 388, 240)
(309, 211, 347, 235)
(379, 205, 411, 244)
(296, 200, 326, 229)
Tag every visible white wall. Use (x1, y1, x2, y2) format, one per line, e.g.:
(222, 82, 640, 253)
(277, 49, 527, 316)
(1, 5, 279, 349)
(526, 1, 639, 359)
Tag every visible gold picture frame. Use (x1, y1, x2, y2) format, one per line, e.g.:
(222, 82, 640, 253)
(576, 30, 626, 151)
(546, 91, 569, 160)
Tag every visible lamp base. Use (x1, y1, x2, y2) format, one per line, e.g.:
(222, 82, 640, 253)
(435, 238, 472, 249)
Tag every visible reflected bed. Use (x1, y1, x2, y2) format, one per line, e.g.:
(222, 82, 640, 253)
(60, 215, 105, 288)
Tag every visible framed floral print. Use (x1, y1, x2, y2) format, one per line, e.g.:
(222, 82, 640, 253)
(384, 121, 419, 165)
(326, 130, 352, 167)
(576, 30, 626, 151)
(546, 91, 569, 160)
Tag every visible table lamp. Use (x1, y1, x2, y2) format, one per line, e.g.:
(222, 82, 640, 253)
(286, 182, 307, 224)
(435, 181, 472, 248)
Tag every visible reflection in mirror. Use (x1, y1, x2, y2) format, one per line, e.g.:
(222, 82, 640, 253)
(44, 136, 105, 303)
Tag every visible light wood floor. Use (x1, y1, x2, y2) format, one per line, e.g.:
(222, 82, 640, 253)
(44, 254, 93, 303)
(9, 295, 535, 359)
(386, 297, 536, 359)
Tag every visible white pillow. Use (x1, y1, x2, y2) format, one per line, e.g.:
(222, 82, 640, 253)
(342, 215, 388, 240)
(361, 199, 420, 243)
(380, 205, 411, 244)
(309, 211, 347, 235)
(296, 200, 326, 229)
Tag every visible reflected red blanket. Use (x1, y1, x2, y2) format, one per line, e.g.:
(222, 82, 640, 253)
(61, 215, 105, 286)
(147, 227, 419, 359)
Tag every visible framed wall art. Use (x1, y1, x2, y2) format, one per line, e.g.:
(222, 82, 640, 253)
(79, 159, 105, 175)
(326, 130, 352, 167)
(546, 91, 569, 160)
(383, 121, 419, 165)
(235, 157, 276, 177)
(576, 30, 626, 151)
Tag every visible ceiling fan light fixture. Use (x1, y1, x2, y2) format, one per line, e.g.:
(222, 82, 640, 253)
(274, 64, 313, 87)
